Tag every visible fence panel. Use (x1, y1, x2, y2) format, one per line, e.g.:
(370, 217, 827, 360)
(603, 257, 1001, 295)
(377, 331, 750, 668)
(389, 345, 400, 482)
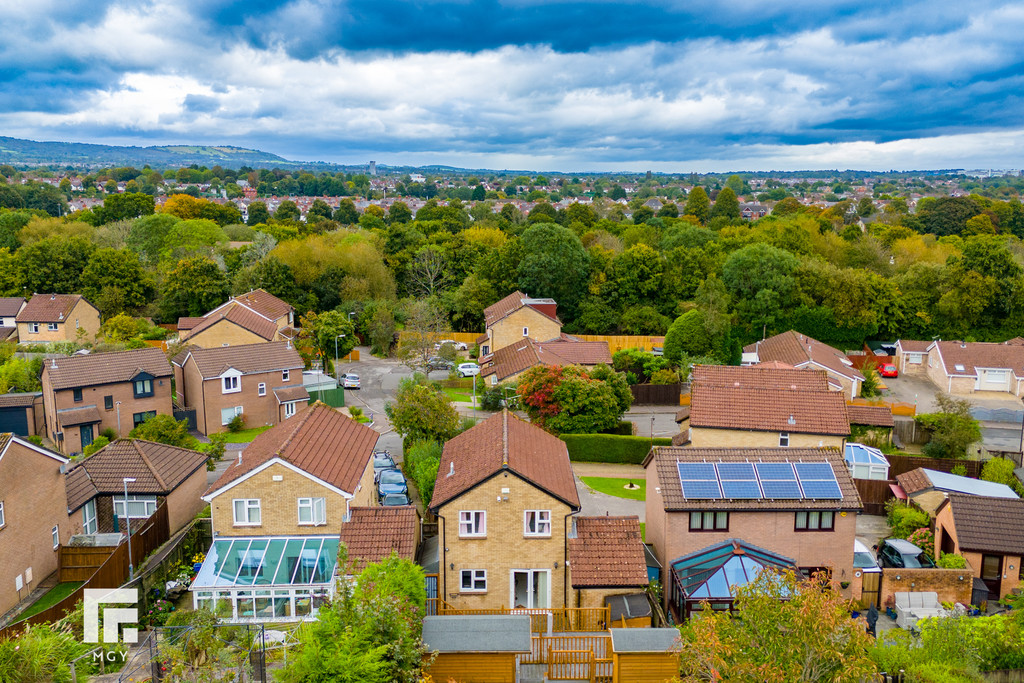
(547, 650, 594, 681)
(59, 546, 115, 582)
(308, 386, 345, 408)
(853, 478, 893, 516)
(887, 454, 981, 479)
(630, 384, 681, 405)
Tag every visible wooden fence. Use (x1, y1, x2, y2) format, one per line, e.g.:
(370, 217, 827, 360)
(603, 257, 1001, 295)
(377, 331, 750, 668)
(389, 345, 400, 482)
(984, 669, 1024, 682)
(630, 383, 682, 405)
(848, 397, 916, 417)
(437, 602, 610, 634)
(853, 478, 894, 516)
(59, 546, 116, 582)
(887, 453, 981, 479)
(397, 331, 664, 355)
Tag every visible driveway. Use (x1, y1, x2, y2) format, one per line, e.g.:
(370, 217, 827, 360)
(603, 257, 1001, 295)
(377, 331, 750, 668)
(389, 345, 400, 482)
(573, 462, 646, 521)
(623, 405, 681, 439)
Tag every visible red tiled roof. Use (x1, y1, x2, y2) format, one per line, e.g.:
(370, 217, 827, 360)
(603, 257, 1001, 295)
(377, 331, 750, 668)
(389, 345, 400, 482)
(0, 328, 14, 342)
(339, 506, 419, 572)
(945, 493, 1024, 555)
(568, 516, 648, 588)
(691, 364, 830, 392)
(186, 305, 278, 342)
(206, 402, 378, 497)
(847, 404, 894, 428)
(895, 468, 931, 495)
(0, 297, 25, 317)
(228, 289, 293, 321)
(483, 291, 561, 327)
(744, 331, 864, 382)
(176, 341, 304, 378)
(689, 384, 850, 436)
(482, 337, 611, 381)
(932, 341, 1024, 377)
(646, 446, 861, 511)
(16, 293, 97, 323)
(0, 392, 38, 408)
(177, 317, 205, 331)
(45, 347, 172, 390)
(273, 385, 310, 403)
(896, 340, 932, 353)
(430, 410, 580, 510)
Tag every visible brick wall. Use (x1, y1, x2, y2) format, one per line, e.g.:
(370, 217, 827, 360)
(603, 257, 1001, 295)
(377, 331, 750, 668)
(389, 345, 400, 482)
(17, 300, 100, 345)
(438, 473, 573, 610)
(489, 308, 561, 353)
(879, 567, 973, 607)
(184, 357, 304, 435)
(186, 322, 266, 348)
(935, 503, 1023, 600)
(689, 428, 845, 450)
(165, 465, 210, 533)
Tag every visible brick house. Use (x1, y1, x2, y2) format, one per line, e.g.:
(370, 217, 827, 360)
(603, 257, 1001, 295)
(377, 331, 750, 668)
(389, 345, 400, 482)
(63, 439, 209, 538)
(684, 365, 850, 449)
(0, 297, 25, 342)
(894, 339, 932, 375)
(172, 341, 308, 435)
(0, 392, 43, 438)
(919, 340, 1024, 398)
(742, 330, 864, 398)
(934, 494, 1024, 601)
(191, 403, 378, 622)
(178, 289, 296, 348)
(15, 293, 101, 345)
(567, 516, 649, 612)
(478, 291, 561, 357)
(41, 348, 174, 455)
(895, 467, 1019, 516)
(337, 506, 420, 573)
(430, 410, 581, 610)
(0, 435, 72, 617)
(481, 335, 612, 385)
(644, 446, 862, 616)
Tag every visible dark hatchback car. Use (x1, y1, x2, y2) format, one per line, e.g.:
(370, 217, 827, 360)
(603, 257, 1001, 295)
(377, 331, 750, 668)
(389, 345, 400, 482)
(377, 468, 409, 500)
(878, 539, 936, 569)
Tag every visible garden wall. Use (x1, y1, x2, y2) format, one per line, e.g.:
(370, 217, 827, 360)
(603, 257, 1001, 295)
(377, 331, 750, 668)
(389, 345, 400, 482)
(880, 566, 973, 608)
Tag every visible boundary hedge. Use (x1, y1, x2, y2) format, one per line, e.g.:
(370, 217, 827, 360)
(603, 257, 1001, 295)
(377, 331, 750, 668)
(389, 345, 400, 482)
(560, 434, 673, 464)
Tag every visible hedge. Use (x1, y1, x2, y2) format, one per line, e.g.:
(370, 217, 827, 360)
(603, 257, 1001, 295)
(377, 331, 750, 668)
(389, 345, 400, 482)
(560, 434, 674, 464)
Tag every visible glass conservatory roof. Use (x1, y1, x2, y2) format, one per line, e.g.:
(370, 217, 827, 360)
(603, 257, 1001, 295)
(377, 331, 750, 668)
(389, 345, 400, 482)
(191, 536, 339, 589)
(844, 443, 889, 467)
(670, 540, 795, 600)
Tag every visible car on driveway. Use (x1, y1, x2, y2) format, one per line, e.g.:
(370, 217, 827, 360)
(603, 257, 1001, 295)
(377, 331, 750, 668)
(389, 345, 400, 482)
(854, 539, 882, 574)
(372, 451, 395, 477)
(426, 357, 454, 372)
(435, 339, 468, 351)
(377, 468, 409, 501)
(381, 492, 411, 506)
(878, 363, 899, 378)
(341, 373, 360, 389)
(457, 362, 480, 377)
(878, 539, 935, 569)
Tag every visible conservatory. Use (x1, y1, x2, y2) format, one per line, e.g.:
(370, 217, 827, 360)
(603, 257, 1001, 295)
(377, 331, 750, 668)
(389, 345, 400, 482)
(844, 442, 890, 480)
(189, 536, 339, 622)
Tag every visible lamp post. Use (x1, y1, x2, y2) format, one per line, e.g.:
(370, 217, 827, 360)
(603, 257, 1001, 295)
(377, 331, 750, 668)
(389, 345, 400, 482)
(334, 334, 346, 380)
(115, 401, 122, 437)
(123, 477, 137, 577)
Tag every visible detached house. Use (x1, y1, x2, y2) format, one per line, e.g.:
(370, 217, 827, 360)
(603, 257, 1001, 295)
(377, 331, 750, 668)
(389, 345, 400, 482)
(430, 410, 581, 610)
(743, 330, 864, 398)
(921, 340, 1024, 398)
(0, 297, 25, 342)
(934, 494, 1024, 601)
(172, 341, 308, 435)
(16, 294, 101, 345)
(481, 335, 612, 384)
(178, 289, 296, 349)
(191, 402, 379, 622)
(478, 291, 561, 357)
(41, 348, 174, 455)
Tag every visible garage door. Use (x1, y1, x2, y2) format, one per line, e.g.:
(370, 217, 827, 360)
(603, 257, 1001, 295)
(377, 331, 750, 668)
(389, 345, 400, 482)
(0, 407, 29, 435)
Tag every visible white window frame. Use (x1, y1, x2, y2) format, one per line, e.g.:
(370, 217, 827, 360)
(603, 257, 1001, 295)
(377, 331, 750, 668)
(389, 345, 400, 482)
(459, 510, 486, 537)
(258, 383, 267, 397)
(460, 569, 487, 592)
(297, 497, 326, 526)
(222, 375, 241, 394)
(29, 322, 39, 334)
(282, 369, 290, 382)
(779, 432, 790, 447)
(0, 501, 5, 528)
(114, 495, 157, 519)
(524, 510, 552, 537)
(284, 402, 297, 419)
(232, 499, 261, 526)
(52, 525, 59, 549)
(522, 326, 529, 337)
(221, 406, 243, 426)
(47, 322, 58, 331)
(82, 499, 97, 535)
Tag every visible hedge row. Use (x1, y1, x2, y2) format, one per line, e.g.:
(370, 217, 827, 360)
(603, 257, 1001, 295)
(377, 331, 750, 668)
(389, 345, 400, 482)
(560, 434, 674, 464)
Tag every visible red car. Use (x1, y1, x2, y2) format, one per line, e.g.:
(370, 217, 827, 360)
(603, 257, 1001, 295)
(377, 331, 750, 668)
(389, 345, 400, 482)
(878, 363, 898, 378)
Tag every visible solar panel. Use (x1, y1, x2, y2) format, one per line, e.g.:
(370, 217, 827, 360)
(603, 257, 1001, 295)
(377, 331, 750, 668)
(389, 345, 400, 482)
(678, 462, 722, 499)
(794, 462, 842, 499)
(755, 462, 802, 499)
(716, 462, 761, 499)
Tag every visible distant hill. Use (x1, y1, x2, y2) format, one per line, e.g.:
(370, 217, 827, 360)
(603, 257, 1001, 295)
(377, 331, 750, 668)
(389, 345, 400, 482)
(0, 136, 297, 169)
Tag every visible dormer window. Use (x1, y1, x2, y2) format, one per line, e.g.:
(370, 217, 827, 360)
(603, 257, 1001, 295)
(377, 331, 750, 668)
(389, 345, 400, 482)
(223, 376, 240, 393)
(133, 375, 154, 398)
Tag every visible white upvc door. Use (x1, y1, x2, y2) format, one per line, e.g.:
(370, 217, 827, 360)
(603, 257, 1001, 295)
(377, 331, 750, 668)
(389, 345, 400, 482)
(510, 569, 550, 609)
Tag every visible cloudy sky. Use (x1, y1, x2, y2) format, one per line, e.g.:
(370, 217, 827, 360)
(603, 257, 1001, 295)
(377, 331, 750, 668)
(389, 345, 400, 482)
(2, 0, 1022, 172)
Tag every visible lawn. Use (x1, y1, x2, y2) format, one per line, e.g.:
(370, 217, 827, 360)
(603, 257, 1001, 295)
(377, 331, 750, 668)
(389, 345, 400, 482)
(639, 523, 645, 542)
(441, 387, 478, 404)
(218, 426, 272, 443)
(580, 476, 646, 501)
(18, 582, 83, 620)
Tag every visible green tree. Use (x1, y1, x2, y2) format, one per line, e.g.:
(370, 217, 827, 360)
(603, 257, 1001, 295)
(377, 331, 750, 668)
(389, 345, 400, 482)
(388, 201, 412, 225)
(404, 440, 441, 506)
(159, 257, 230, 320)
(93, 192, 155, 225)
(0, 247, 24, 295)
(608, 244, 663, 307)
(722, 243, 801, 333)
(246, 201, 271, 226)
(308, 198, 333, 221)
(725, 174, 745, 196)
(128, 414, 200, 447)
(678, 569, 876, 683)
(684, 186, 710, 224)
(710, 187, 741, 221)
(518, 364, 630, 434)
(80, 248, 155, 317)
(385, 376, 460, 444)
(857, 196, 875, 218)
(517, 223, 590, 319)
(657, 202, 679, 218)
(102, 312, 142, 342)
(275, 200, 301, 221)
(334, 199, 359, 224)
(980, 457, 1024, 496)
(916, 393, 982, 459)
(17, 235, 96, 293)
(664, 310, 712, 362)
(126, 213, 179, 264)
(299, 310, 357, 374)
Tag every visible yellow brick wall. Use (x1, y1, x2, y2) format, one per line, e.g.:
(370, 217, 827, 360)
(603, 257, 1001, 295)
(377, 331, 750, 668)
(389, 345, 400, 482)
(351, 456, 377, 508)
(438, 472, 573, 609)
(209, 462, 351, 536)
(186, 321, 267, 348)
(573, 586, 641, 610)
(689, 427, 845, 450)
(17, 300, 101, 345)
(489, 308, 561, 353)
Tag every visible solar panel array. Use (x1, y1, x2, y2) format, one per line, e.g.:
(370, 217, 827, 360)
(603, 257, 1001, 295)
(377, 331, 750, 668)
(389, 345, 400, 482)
(676, 461, 843, 500)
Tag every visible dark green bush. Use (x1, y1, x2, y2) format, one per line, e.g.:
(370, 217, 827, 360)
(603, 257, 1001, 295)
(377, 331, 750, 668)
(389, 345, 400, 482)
(560, 434, 673, 464)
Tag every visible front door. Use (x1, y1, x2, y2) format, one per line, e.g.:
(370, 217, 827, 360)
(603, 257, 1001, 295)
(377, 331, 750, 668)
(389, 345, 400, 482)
(981, 554, 1003, 600)
(511, 570, 550, 609)
(80, 424, 94, 448)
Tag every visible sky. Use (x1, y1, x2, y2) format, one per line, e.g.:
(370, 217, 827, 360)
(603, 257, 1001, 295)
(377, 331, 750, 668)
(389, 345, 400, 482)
(1, 0, 1023, 172)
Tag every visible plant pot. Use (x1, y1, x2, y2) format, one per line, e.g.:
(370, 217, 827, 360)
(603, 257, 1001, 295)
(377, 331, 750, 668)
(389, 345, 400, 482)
(886, 608, 897, 620)
(193, 562, 202, 571)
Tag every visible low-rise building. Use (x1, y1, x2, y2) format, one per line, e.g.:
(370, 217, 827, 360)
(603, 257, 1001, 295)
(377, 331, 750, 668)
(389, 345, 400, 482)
(15, 294, 101, 345)
(742, 330, 864, 398)
(921, 340, 1024, 398)
(479, 291, 562, 357)
(567, 515, 649, 612)
(481, 335, 612, 385)
(0, 297, 25, 342)
(41, 348, 174, 455)
(178, 289, 296, 348)
(895, 467, 1019, 516)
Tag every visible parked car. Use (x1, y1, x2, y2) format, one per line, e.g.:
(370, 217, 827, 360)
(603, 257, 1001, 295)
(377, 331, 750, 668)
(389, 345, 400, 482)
(878, 539, 936, 569)
(426, 357, 454, 372)
(854, 540, 882, 574)
(878, 363, 898, 378)
(341, 373, 360, 389)
(377, 468, 409, 500)
(381, 492, 411, 506)
(435, 339, 468, 351)
(457, 362, 480, 377)
(372, 451, 395, 477)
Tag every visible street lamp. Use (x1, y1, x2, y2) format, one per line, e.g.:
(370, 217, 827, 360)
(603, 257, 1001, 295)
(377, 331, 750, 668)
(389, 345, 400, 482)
(115, 401, 122, 437)
(334, 334, 346, 379)
(123, 477, 137, 577)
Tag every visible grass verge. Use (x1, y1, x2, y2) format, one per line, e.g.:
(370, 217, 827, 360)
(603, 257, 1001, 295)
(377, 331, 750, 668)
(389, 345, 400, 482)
(219, 426, 272, 443)
(580, 476, 647, 501)
(18, 582, 84, 620)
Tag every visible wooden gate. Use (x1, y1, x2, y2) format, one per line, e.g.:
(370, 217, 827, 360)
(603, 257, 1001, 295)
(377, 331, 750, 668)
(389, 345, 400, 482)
(860, 571, 882, 609)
